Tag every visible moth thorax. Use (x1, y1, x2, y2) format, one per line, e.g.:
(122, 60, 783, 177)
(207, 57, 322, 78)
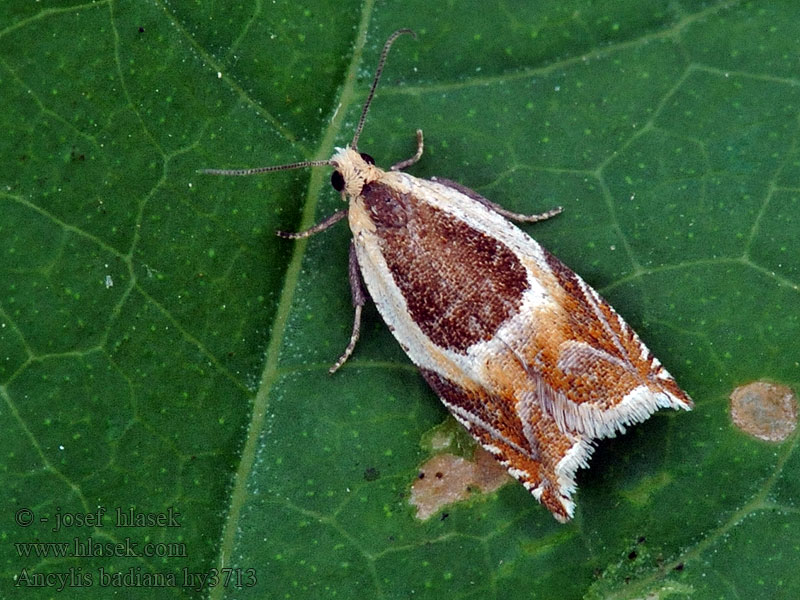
(331, 147, 380, 198)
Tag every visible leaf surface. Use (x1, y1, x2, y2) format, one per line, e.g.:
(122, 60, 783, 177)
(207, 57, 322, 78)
(1, 1, 798, 598)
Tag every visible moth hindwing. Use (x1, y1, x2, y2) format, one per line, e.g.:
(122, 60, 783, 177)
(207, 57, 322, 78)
(202, 29, 693, 522)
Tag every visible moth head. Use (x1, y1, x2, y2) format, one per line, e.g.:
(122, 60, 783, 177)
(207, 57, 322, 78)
(330, 149, 377, 198)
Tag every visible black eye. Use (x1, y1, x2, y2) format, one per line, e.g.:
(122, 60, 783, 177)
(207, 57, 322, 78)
(331, 171, 345, 191)
(360, 152, 375, 165)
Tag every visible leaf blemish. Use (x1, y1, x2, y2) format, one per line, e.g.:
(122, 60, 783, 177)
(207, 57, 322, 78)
(409, 447, 509, 520)
(729, 381, 797, 442)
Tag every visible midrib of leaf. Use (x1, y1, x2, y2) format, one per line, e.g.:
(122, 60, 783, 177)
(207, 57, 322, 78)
(209, 1, 379, 595)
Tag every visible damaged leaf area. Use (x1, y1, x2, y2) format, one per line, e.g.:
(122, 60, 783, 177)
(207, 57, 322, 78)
(730, 381, 798, 442)
(410, 447, 510, 520)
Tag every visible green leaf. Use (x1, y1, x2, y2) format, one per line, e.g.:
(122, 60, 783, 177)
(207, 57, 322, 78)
(2, 1, 799, 599)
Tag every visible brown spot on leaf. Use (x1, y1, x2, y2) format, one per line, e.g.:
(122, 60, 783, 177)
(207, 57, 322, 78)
(409, 446, 510, 520)
(730, 381, 797, 442)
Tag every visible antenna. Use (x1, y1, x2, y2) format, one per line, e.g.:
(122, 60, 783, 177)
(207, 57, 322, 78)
(351, 28, 416, 150)
(200, 160, 331, 177)
(200, 29, 416, 176)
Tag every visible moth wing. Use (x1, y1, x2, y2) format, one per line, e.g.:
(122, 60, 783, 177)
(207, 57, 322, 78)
(510, 247, 694, 440)
(421, 369, 593, 522)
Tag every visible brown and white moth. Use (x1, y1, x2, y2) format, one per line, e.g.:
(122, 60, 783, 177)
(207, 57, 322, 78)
(203, 29, 693, 522)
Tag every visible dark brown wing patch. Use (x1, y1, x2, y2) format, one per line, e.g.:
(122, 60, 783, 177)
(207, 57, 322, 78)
(361, 181, 529, 353)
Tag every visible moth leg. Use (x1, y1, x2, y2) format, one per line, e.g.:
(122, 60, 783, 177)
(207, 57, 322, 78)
(390, 129, 424, 171)
(329, 241, 366, 374)
(431, 176, 563, 223)
(277, 209, 347, 239)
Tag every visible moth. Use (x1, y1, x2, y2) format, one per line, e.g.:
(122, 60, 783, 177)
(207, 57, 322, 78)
(203, 29, 693, 522)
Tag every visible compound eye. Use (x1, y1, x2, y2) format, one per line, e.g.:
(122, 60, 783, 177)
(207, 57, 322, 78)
(359, 152, 375, 165)
(331, 171, 345, 191)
